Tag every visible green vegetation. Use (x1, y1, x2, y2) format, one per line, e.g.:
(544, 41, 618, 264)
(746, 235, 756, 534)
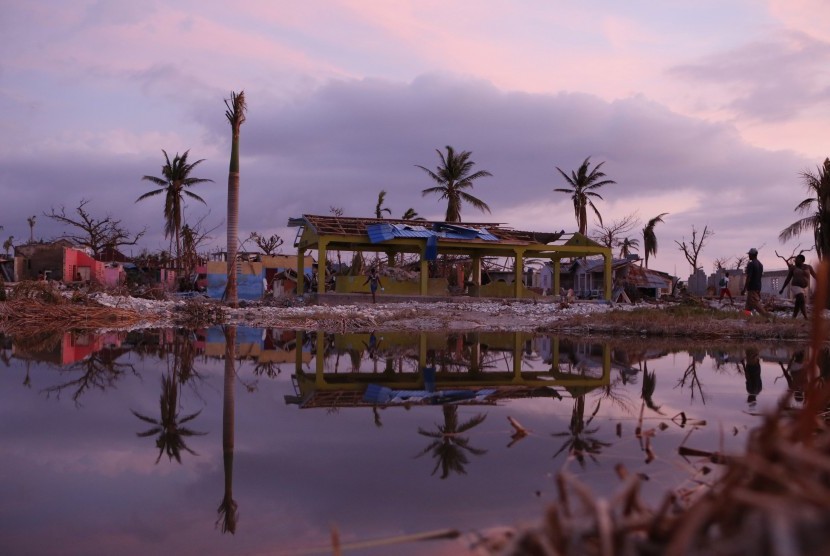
(418, 145, 492, 222)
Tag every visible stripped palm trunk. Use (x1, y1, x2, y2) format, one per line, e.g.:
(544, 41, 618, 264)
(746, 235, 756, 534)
(224, 91, 246, 308)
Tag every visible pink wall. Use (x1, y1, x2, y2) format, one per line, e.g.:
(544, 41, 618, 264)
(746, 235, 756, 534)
(63, 248, 105, 283)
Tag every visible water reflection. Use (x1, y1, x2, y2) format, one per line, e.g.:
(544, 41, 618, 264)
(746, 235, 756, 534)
(3, 327, 830, 555)
(416, 405, 487, 479)
(217, 325, 238, 534)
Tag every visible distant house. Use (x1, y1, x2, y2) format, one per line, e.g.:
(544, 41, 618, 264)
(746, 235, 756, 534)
(708, 268, 789, 298)
(564, 255, 673, 300)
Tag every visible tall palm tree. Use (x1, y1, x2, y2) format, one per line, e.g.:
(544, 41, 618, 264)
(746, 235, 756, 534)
(415, 405, 487, 479)
(138, 150, 212, 266)
(27, 215, 36, 242)
(554, 157, 616, 235)
(224, 91, 246, 308)
(779, 158, 830, 259)
(642, 213, 668, 269)
(375, 190, 392, 219)
(417, 146, 492, 222)
(2, 235, 13, 255)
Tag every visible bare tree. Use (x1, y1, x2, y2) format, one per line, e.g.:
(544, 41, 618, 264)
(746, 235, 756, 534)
(590, 212, 640, 251)
(774, 245, 815, 267)
(248, 232, 284, 256)
(675, 225, 713, 274)
(733, 255, 747, 270)
(329, 206, 344, 217)
(712, 257, 731, 272)
(47, 200, 146, 257)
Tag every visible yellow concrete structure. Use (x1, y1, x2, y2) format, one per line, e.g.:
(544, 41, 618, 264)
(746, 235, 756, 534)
(288, 214, 613, 300)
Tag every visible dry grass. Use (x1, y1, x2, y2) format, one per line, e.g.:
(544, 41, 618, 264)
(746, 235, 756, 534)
(0, 282, 149, 334)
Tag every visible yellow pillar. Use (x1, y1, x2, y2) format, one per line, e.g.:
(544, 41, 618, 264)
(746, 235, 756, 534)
(513, 248, 525, 298)
(317, 240, 327, 295)
(314, 330, 326, 386)
(420, 253, 428, 295)
(472, 255, 481, 297)
(553, 258, 561, 297)
(512, 332, 523, 383)
(296, 248, 305, 295)
(604, 251, 612, 300)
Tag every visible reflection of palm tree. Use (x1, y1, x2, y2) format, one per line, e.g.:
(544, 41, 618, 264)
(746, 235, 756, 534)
(217, 326, 239, 534)
(552, 395, 610, 467)
(416, 405, 487, 479)
(132, 373, 206, 463)
(641, 361, 662, 412)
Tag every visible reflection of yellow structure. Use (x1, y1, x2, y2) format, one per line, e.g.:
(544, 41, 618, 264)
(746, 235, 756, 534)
(288, 330, 610, 408)
(205, 331, 312, 365)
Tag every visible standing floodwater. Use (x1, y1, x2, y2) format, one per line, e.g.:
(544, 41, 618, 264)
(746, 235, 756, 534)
(0, 328, 806, 555)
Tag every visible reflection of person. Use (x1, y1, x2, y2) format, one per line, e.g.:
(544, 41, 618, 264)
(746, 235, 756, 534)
(744, 348, 762, 405)
(779, 254, 817, 319)
(364, 331, 382, 361)
(718, 272, 734, 306)
(363, 268, 383, 303)
(741, 248, 771, 319)
(781, 350, 806, 403)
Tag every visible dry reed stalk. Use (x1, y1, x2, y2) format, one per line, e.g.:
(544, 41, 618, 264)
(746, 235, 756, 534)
(0, 298, 148, 334)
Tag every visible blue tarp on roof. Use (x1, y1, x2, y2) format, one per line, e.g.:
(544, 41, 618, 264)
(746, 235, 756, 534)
(366, 223, 498, 244)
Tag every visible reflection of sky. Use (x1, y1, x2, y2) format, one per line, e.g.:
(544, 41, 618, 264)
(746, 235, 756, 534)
(0, 330, 802, 555)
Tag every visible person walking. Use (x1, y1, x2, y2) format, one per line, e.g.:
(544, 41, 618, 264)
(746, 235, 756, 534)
(718, 271, 734, 306)
(363, 267, 383, 303)
(779, 254, 817, 319)
(741, 248, 772, 320)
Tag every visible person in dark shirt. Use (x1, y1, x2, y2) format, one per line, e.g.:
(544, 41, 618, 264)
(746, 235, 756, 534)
(741, 248, 771, 319)
(779, 254, 817, 319)
(363, 268, 383, 303)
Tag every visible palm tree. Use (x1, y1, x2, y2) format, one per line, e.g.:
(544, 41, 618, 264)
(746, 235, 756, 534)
(779, 158, 830, 259)
(2, 236, 13, 255)
(417, 146, 492, 222)
(415, 405, 487, 479)
(618, 237, 639, 258)
(554, 157, 616, 235)
(27, 215, 36, 242)
(375, 190, 392, 219)
(224, 90, 246, 308)
(138, 150, 212, 267)
(402, 208, 424, 221)
(642, 213, 668, 269)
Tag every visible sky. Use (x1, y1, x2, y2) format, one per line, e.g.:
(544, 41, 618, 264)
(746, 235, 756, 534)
(2, 0, 830, 277)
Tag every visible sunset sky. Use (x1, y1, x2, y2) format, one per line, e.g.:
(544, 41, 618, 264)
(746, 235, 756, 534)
(2, 0, 830, 276)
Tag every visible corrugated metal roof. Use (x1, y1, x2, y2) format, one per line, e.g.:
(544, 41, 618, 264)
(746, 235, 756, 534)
(290, 214, 557, 244)
(366, 222, 500, 244)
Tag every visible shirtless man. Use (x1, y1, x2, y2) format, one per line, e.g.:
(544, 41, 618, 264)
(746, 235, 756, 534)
(780, 254, 817, 319)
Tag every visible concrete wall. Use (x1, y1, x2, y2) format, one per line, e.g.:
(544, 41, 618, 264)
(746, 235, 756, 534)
(206, 260, 265, 300)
